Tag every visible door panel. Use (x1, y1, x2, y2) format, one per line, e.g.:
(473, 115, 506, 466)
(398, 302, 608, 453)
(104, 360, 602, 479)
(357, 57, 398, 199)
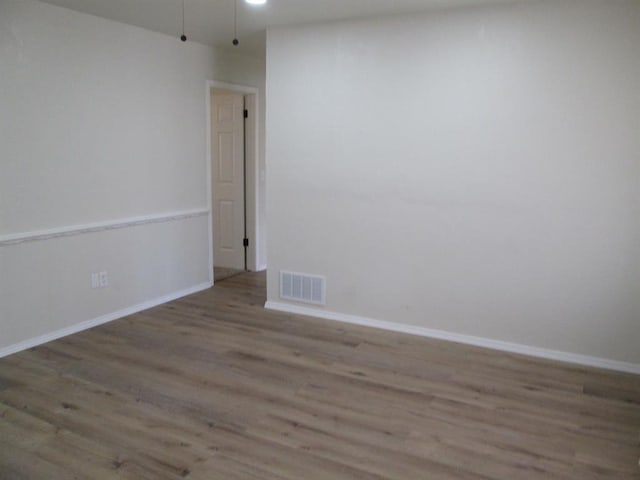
(218, 133, 235, 183)
(219, 200, 235, 250)
(212, 92, 245, 270)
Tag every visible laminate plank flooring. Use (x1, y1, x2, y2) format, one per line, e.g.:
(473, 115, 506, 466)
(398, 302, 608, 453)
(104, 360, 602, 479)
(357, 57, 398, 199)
(1, 272, 639, 479)
(213, 267, 244, 283)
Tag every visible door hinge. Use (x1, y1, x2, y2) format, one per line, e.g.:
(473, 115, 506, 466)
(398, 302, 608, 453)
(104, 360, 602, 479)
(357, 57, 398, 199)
(244, 109, 248, 119)
(243, 238, 249, 247)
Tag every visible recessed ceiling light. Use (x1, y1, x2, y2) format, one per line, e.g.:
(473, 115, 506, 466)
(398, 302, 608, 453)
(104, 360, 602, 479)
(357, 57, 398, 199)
(245, 0, 267, 5)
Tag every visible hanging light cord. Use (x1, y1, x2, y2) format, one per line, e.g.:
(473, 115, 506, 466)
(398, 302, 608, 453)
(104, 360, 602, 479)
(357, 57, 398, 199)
(181, 0, 187, 41)
(233, 0, 239, 46)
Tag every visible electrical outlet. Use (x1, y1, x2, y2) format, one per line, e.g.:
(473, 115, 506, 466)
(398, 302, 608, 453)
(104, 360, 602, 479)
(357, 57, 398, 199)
(99, 271, 109, 288)
(91, 273, 99, 289)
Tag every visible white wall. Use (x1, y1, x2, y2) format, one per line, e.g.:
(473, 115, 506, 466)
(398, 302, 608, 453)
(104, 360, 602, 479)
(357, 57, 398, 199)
(0, 0, 265, 353)
(266, 1, 640, 366)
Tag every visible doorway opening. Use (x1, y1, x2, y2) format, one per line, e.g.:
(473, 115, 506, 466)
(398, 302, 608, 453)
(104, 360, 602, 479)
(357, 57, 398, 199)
(207, 82, 259, 284)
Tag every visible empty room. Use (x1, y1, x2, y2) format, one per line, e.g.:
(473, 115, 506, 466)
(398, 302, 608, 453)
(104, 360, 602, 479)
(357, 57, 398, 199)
(1, 0, 639, 478)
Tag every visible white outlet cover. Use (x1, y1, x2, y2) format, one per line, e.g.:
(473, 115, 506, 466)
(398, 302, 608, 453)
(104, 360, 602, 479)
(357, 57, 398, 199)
(99, 271, 109, 287)
(91, 273, 99, 289)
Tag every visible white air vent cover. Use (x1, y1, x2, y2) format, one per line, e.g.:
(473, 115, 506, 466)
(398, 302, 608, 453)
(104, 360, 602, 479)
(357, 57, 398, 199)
(280, 271, 326, 306)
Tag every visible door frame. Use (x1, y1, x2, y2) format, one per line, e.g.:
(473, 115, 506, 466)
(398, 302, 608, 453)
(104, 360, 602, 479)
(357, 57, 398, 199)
(206, 80, 260, 283)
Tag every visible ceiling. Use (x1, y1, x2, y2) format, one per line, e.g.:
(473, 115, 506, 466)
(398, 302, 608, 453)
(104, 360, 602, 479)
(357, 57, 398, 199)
(40, 0, 524, 57)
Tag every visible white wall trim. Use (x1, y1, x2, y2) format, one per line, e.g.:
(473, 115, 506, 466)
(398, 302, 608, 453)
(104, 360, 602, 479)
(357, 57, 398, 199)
(209, 81, 258, 94)
(0, 209, 209, 247)
(206, 81, 215, 286)
(265, 301, 640, 375)
(0, 281, 212, 359)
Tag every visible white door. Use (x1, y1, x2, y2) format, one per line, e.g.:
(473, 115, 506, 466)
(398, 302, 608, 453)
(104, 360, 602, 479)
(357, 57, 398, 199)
(212, 91, 245, 270)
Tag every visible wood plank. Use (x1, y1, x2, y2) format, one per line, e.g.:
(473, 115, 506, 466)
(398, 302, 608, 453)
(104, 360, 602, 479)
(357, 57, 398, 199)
(1, 271, 639, 479)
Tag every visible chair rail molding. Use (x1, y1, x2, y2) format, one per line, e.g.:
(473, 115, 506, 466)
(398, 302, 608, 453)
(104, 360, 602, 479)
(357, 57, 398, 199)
(0, 209, 209, 247)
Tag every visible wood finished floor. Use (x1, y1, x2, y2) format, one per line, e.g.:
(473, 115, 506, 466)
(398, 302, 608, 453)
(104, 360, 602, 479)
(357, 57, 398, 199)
(213, 267, 244, 283)
(1, 272, 639, 479)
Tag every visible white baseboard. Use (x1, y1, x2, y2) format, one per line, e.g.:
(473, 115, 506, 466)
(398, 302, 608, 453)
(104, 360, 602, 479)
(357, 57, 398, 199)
(265, 301, 640, 375)
(0, 282, 212, 359)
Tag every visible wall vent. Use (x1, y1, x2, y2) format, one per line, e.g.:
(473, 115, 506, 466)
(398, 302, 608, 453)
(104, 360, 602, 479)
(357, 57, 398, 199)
(280, 271, 326, 306)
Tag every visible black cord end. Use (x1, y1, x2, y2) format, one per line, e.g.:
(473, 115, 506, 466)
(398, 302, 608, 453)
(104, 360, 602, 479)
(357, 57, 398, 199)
(181, 34, 187, 42)
(232, 38, 239, 46)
